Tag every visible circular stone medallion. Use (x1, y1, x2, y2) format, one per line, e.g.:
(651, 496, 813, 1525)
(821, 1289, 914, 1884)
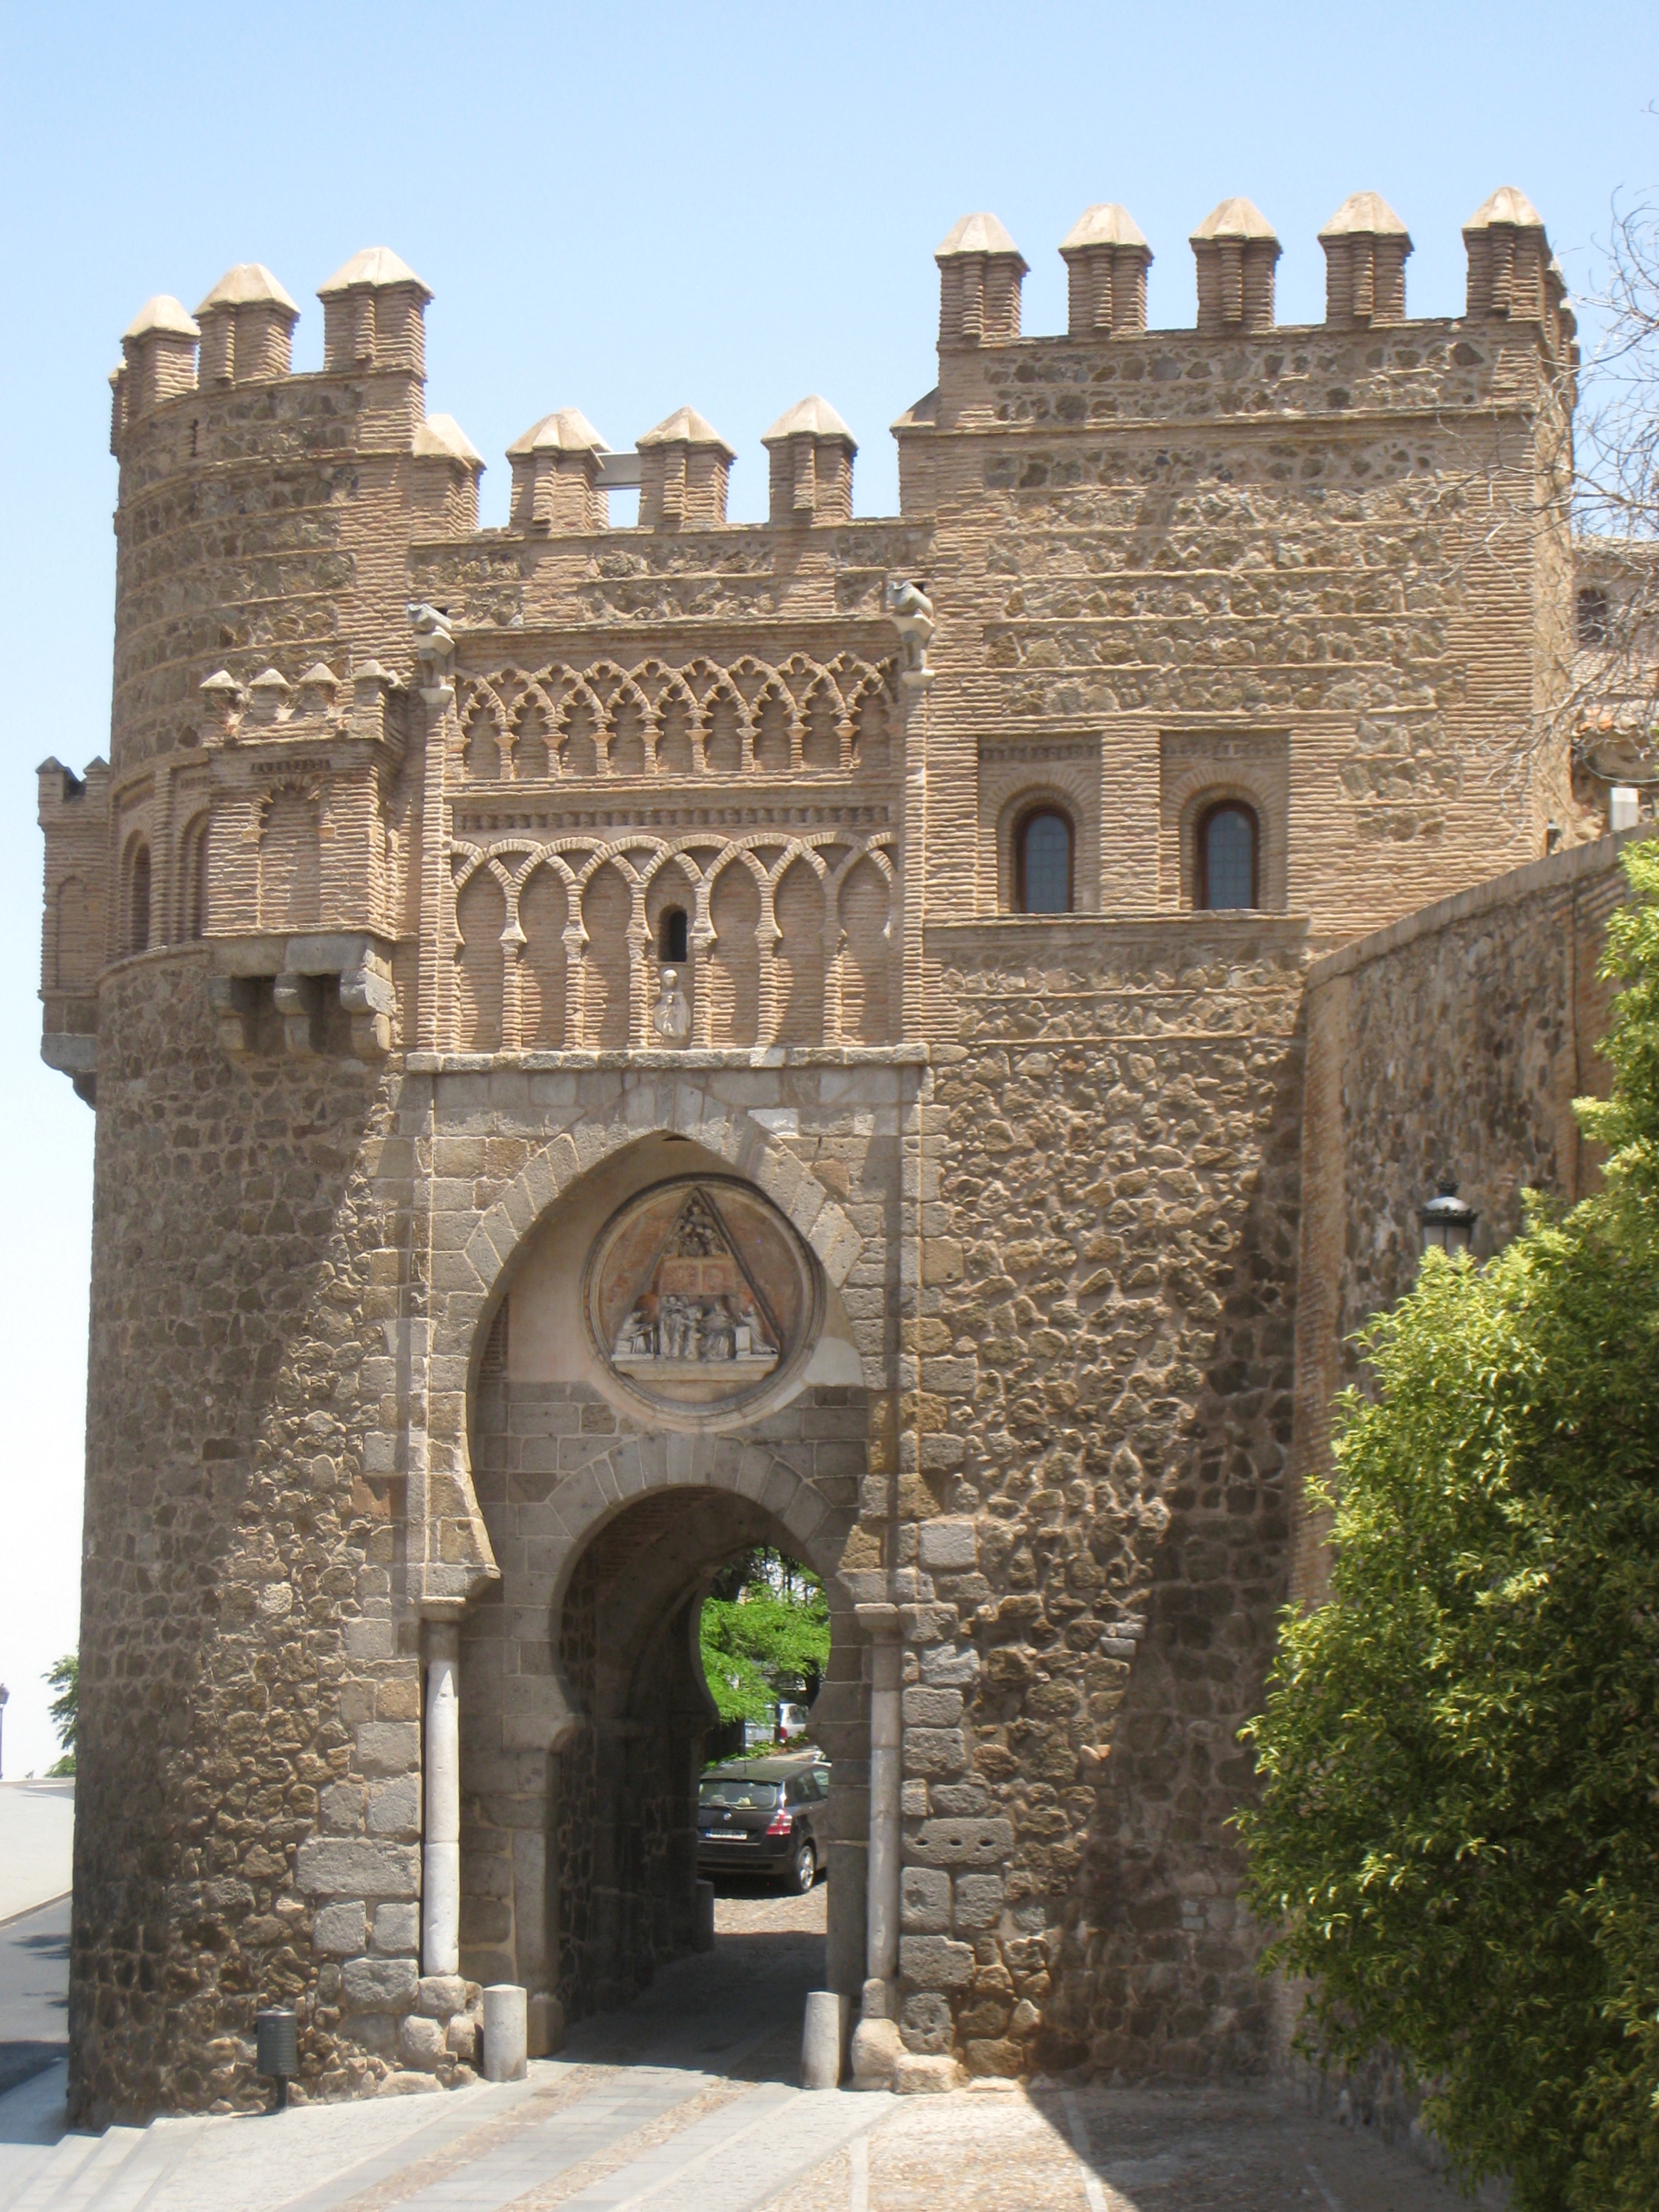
(585, 1176, 822, 1418)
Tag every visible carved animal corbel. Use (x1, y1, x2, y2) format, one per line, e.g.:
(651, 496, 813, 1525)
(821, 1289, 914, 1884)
(408, 602, 456, 712)
(883, 577, 935, 688)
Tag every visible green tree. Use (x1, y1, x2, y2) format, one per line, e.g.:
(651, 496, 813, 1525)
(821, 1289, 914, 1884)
(699, 1549, 830, 1728)
(1240, 841, 1659, 2212)
(45, 1650, 77, 1778)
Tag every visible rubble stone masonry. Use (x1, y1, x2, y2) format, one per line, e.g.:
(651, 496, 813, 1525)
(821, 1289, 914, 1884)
(39, 192, 1620, 2118)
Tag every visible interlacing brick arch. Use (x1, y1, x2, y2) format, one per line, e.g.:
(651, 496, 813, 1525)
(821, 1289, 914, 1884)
(448, 829, 895, 1052)
(451, 652, 896, 782)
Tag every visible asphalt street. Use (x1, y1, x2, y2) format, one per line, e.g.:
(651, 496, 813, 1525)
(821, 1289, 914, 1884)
(0, 1892, 70, 2097)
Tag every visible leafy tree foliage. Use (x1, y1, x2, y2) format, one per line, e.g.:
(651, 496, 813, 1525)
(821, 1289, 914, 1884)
(699, 1548, 829, 1727)
(1240, 844, 1659, 2212)
(45, 1650, 77, 1777)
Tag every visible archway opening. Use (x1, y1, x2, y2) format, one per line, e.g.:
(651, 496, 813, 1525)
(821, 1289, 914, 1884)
(457, 1132, 872, 2050)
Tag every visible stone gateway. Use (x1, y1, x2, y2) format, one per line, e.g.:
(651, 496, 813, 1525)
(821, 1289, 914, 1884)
(37, 190, 1641, 2121)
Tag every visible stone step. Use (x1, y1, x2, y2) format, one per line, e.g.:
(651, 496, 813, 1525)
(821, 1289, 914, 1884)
(9, 2124, 144, 2212)
(80, 2112, 213, 2212)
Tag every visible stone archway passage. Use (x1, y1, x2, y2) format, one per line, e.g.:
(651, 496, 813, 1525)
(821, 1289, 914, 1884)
(459, 1472, 869, 2039)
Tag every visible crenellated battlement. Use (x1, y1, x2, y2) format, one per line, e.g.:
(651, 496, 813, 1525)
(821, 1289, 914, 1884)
(49, 177, 1626, 2125)
(47, 184, 1587, 1105)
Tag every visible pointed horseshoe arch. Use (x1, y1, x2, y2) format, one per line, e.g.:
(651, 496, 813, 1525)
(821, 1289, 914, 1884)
(409, 1097, 869, 1624)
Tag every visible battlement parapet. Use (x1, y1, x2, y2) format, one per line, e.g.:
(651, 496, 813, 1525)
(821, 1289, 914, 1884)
(194, 263, 300, 388)
(1319, 192, 1412, 328)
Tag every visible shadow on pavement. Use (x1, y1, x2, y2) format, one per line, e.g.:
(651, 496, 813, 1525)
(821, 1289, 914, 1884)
(0, 1896, 69, 2099)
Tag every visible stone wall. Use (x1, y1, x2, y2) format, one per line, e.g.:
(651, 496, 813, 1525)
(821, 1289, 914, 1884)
(68, 1004, 912, 2119)
(899, 914, 1307, 2074)
(71, 950, 413, 2120)
(1289, 825, 1647, 1612)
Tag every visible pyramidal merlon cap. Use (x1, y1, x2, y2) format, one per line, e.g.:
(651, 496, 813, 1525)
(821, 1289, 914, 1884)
(506, 408, 609, 458)
(413, 414, 485, 466)
(123, 295, 200, 342)
(194, 264, 300, 316)
(935, 212, 1025, 262)
(1464, 186, 1545, 232)
(318, 246, 432, 298)
(762, 395, 855, 445)
(1318, 192, 1410, 241)
(638, 406, 735, 456)
(1191, 197, 1278, 243)
(1061, 204, 1150, 253)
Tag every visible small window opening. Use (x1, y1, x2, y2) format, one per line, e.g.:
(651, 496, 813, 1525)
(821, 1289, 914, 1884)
(659, 907, 689, 964)
(1576, 586, 1610, 648)
(1197, 803, 1258, 911)
(1016, 809, 1073, 914)
(128, 842, 152, 954)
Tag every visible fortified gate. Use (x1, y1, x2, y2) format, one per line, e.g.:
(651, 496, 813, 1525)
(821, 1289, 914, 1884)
(39, 186, 1616, 2119)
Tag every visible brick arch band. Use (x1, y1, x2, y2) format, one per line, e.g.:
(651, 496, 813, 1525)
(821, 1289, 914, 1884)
(405, 1086, 868, 1641)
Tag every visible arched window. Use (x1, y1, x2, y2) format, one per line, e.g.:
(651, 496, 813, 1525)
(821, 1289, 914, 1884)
(1197, 802, 1258, 910)
(1015, 808, 1073, 914)
(127, 841, 152, 954)
(659, 906, 689, 964)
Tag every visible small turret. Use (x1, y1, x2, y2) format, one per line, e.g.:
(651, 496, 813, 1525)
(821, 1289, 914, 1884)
(762, 396, 855, 525)
(412, 413, 485, 533)
(935, 213, 1027, 346)
(507, 408, 609, 533)
(1463, 187, 1551, 323)
(194, 264, 300, 385)
(117, 295, 199, 427)
(317, 246, 432, 375)
(1319, 194, 1411, 327)
(638, 407, 735, 529)
(1190, 199, 1279, 333)
(1059, 204, 1152, 337)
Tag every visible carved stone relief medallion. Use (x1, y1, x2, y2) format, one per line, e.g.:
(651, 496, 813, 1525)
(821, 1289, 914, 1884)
(584, 1177, 821, 1419)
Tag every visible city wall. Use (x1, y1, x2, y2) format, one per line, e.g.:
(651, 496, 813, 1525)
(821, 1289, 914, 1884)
(41, 186, 1601, 2118)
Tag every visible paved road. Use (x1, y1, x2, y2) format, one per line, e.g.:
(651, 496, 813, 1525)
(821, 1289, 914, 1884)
(0, 1780, 75, 1922)
(0, 1893, 69, 2097)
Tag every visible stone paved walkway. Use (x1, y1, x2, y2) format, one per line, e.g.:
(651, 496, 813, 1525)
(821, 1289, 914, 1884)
(0, 1879, 1488, 2210)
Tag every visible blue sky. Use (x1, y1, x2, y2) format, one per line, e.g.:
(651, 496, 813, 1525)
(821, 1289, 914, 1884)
(1, 0, 1656, 1774)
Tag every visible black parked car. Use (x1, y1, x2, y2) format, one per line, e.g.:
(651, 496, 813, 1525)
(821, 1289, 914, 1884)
(695, 1754, 830, 1891)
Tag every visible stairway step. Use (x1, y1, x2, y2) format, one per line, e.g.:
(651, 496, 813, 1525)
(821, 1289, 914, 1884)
(7, 2129, 112, 2212)
(81, 2113, 213, 2212)
(52, 2124, 148, 2211)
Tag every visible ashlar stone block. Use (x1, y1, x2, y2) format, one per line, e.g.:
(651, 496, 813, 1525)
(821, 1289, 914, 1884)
(901, 1866, 951, 1931)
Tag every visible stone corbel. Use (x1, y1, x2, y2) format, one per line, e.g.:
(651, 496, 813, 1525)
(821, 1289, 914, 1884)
(208, 972, 260, 1057)
(272, 970, 323, 1056)
(340, 951, 395, 1058)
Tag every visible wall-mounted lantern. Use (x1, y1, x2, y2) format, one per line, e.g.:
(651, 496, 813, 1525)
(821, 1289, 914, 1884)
(1420, 1176, 1478, 1257)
